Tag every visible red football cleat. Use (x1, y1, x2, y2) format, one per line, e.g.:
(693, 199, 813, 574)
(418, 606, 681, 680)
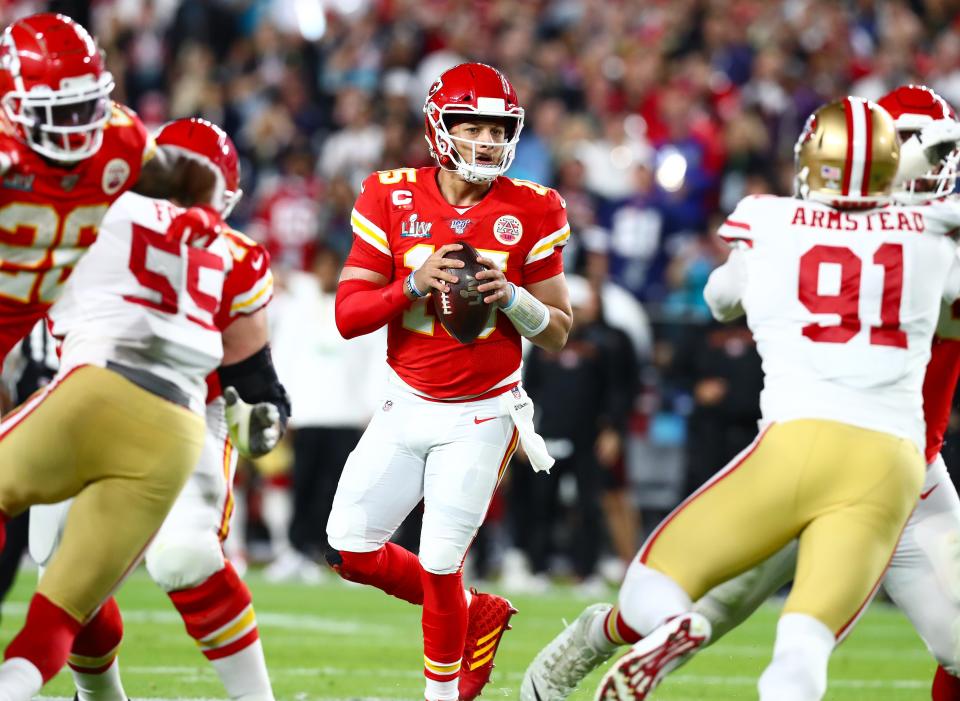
(458, 588, 517, 701)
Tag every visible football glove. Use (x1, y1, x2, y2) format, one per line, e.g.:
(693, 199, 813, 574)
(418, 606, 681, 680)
(223, 386, 282, 458)
(166, 204, 225, 248)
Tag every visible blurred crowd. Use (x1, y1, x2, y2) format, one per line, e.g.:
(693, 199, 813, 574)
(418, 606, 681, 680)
(6, 0, 960, 589)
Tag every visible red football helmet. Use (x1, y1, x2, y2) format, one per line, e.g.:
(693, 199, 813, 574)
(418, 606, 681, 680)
(0, 13, 115, 162)
(156, 118, 242, 217)
(877, 84, 960, 204)
(423, 63, 524, 184)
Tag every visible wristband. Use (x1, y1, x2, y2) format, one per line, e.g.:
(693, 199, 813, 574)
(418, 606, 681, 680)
(405, 271, 428, 298)
(501, 284, 550, 338)
(502, 282, 518, 309)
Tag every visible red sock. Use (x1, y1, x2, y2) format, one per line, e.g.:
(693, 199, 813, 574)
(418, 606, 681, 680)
(421, 571, 467, 683)
(603, 607, 642, 645)
(934, 665, 960, 701)
(168, 561, 259, 660)
(5, 593, 82, 682)
(330, 544, 424, 605)
(68, 597, 123, 674)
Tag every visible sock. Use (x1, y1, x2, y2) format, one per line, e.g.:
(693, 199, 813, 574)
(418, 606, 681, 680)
(68, 597, 127, 701)
(328, 544, 424, 605)
(589, 605, 641, 651)
(618, 562, 692, 636)
(758, 613, 834, 701)
(5, 593, 82, 683)
(421, 571, 467, 701)
(168, 562, 274, 701)
(0, 658, 43, 701)
(934, 665, 960, 701)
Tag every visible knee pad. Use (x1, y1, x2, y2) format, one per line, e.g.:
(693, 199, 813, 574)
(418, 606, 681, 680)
(146, 534, 224, 592)
(418, 541, 462, 575)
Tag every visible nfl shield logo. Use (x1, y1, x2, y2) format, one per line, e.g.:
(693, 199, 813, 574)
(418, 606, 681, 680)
(511, 386, 522, 400)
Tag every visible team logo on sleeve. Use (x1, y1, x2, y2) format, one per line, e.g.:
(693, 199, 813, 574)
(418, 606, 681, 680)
(102, 158, 131, 195)
(493, 215, 522, 245)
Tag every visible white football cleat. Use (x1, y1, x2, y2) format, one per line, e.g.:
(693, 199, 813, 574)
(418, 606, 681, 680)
(594, 611, 711, 701)
(521, 603, 617, 701)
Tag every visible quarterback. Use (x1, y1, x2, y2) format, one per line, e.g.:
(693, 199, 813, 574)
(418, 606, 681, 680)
(0, 13, 226, 364)
(26, 119, 289, 701)
(0, 120, 272, 700)
(525, 98, 960, 701)
(328, 62, 571, 701)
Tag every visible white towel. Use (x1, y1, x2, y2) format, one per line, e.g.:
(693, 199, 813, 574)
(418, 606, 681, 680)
(500, 384, 554, 473)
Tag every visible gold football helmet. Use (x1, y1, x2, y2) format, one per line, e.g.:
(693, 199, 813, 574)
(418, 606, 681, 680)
(794, 98, 900, 207)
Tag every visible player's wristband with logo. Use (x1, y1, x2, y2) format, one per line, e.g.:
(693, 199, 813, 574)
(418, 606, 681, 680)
(405, 271, 428, 298)
(501, 283, 550, 338)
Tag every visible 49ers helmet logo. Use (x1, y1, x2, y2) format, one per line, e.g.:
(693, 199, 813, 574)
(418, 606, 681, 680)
(493, 214, 522, 245)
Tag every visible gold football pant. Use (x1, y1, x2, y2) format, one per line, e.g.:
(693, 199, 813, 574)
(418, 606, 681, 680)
(640, 419, 924, 637)
(0, 364, 204, 622)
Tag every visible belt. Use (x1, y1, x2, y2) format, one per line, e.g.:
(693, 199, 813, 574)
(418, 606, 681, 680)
(105, 361, 191, 409)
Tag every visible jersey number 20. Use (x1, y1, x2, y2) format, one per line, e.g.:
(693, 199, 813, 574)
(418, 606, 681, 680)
(798, 243, 906, 349)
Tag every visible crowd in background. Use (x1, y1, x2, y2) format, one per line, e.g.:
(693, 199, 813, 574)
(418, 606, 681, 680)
(6, 0, 960, 589)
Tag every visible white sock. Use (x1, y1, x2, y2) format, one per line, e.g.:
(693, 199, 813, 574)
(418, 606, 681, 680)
(210, 639, 275, 701)
(424, 678, 458, 700)
(587, 608, 622, 652)
(618, 562, 692, 636)
(0, 658, 43, 701)
(758, 613, 834, 701)
(72, 658, 127, 701)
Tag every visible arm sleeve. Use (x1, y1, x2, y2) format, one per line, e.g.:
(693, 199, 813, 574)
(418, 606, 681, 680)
(335, 278, 411, 339)
(704, 248, 748, 322)
(523, 189, 570, 284)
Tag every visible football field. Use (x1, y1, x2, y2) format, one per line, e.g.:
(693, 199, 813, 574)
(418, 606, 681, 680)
(0, 568, 933, 700)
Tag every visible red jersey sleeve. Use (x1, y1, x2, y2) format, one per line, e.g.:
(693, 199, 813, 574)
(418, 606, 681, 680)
(347, 172, 393, 277)
(522, 188, 570, 284)
(106, 102, 154, 176)
(216, 230, 274, 330)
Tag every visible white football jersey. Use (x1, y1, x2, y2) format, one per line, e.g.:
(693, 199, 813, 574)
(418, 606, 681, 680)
(707, 194, 960, 451)
(49, 193, 232, 413)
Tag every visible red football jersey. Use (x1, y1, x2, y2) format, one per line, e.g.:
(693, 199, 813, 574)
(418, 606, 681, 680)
(205, 228, 274, 403)
(0, 101, 152, 358)
(923, 302, 960, 462)
(345, 166, 569, 398)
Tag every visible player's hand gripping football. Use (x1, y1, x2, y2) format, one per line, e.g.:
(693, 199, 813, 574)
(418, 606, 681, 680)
(410, 243, 465, 296)
(475, 255, 511, 306)
(166, 204, 226, 249)
(223, 387, 283, 458)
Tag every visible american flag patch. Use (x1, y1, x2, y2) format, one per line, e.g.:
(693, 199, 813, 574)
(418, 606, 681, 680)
(821, 164, 842, 180)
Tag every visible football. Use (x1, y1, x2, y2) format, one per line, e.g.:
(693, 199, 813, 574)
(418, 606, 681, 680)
(432, 241, 493, 344)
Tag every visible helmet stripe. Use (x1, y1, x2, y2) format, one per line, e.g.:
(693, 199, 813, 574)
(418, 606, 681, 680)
(842, 98, 855, 196)
(846, 97, 868, 197)
(861, 100, 873, 196)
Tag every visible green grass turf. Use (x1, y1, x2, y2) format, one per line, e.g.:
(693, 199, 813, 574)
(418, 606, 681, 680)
(0, 567, 933, 700)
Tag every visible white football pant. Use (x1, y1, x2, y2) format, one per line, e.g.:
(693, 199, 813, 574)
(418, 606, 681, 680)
(326, 381, 518, 575)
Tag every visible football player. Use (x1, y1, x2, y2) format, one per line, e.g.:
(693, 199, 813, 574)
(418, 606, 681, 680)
(26, 119, 288, 701)
(523, 98, 960, 701)
(0, 120, 263, 700)
(328, 62, 572, 701)
(0, 13, 226, 365)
